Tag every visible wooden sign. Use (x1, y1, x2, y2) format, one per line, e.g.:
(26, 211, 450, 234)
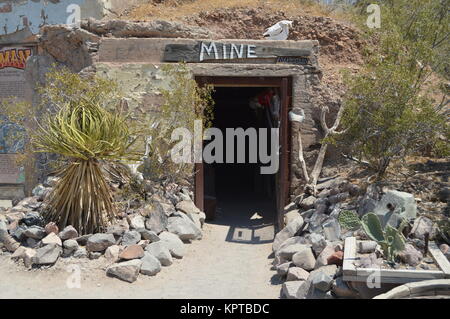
(163, 41, 311, 65)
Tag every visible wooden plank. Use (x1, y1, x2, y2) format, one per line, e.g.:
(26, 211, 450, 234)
(429, 242, 450, 278)
(277, 78, 289, 230)
(355, 268, 445, 279)
(343, 237, 357, 276)
(344, 275, 443, 284)
(195, 76, 285, 87)
(163, 41, 311, 63)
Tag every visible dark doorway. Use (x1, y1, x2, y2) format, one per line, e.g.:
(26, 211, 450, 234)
(195, 77, 291, 236)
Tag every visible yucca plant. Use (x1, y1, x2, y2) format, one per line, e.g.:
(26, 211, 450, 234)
(33, 68, 142, 234)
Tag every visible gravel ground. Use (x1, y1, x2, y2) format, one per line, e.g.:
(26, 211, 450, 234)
(0, 195, 281, 299)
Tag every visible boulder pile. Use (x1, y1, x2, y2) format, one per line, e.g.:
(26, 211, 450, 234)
(0, 176, 205, 283)
(273, 176, 448, 299)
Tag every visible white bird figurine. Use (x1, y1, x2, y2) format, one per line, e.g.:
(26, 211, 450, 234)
(263, 20, 293, 40)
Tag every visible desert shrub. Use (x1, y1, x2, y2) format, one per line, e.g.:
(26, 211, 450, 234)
(335, 0, 449, 177)
(32, 67, 143, 234)
(142, 63, 214, 183)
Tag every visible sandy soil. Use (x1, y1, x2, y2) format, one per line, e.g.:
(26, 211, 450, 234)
(0, 195, 281, 299)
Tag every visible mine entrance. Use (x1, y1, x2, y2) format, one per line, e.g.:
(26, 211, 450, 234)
(195, 77, 291, 239)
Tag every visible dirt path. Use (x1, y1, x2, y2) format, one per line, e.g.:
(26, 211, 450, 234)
(0, 196, 281, 299)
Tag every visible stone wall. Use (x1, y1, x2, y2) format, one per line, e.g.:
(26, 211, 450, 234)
(94, 38, 322, 197)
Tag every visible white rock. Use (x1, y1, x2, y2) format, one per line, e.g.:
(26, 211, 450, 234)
(176, 200, 200, 215)
(278, 244, 310, 260)
(286, 267, 309, 281)
(42, 232, 62, 246)
(167, 215, 202, 241)
(273, 217, 304, 252)
(127, 214, 145, 230)
(292, 247, 316, 270)
(145, 241, 173, 266)
(105, 245, 122, 262)
(282, 281, 304, 299)
(106, 259, 142, 283)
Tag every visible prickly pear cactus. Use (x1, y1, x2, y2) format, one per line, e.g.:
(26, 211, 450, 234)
(385, 224, 406, 262)
(361, 213, 385, 242)
(360, 213, 406, 262)
(437, 220, 450, 245)
(338, 210, 361, 230)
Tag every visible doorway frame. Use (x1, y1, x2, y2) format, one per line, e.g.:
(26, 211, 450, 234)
(194, 76, 292, 230)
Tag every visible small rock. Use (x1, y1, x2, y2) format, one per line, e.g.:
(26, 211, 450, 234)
(119, 244, 145, 260)
(62, 239, 79, 257)
(273, 217, 304, 252)
(137, 229, 160, 242)
(73, 247, 88, 258)
(358, 241, 378, 254)
(22, 211, 44, 227)
(315, 244, 336, 268)
(24, 225, 46, 240)
(311, 272, 333, 292)
(58, 226, 78, 240)
(144, 203, 168, 234)
(331, 277, 358, 298)
(278, 244, 310, 260)
(86, 233, 116, 252)
(107, 219, 129, 236)
(159, 231, 186, 258)
(322, 219, 341, 241)
(44, 222, 59, 235)
(284, 210, 301, 225)
(292, 247, 316, 270)
(299, 196, 316, 210)
(167, 214, 202, 241)
(105, 245, 122, 262)
(411, 216, 434, 240)
(63, 239, 79, 251)
(187, 212, 203, 229)
(286, 267, 310, 281)
(140, 252, 162, 276)
(121, 230, 141, 246)
(12, 226, 27, 241)
(282, 281, 304, 299)
(176, 200, 200, 215)
(106, 259, 142, 283)
(11, 246, 36, 268)
(309, 233, 328, 256)
(89, 252, 102, 260)
(32, 184, 46, 197)
(398, 244, 423, 267)
(276, 262, 293, 276)
(32, 244, 62, 265)
(127, 214, 145, 230)
(26, 237, 39, 249)
(42, 233, 62, 246)
(44, 176, 60, 187)
(327, 251, 344, 266)
(145, 241, 173, 266)
(75, 234, 92, 246)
